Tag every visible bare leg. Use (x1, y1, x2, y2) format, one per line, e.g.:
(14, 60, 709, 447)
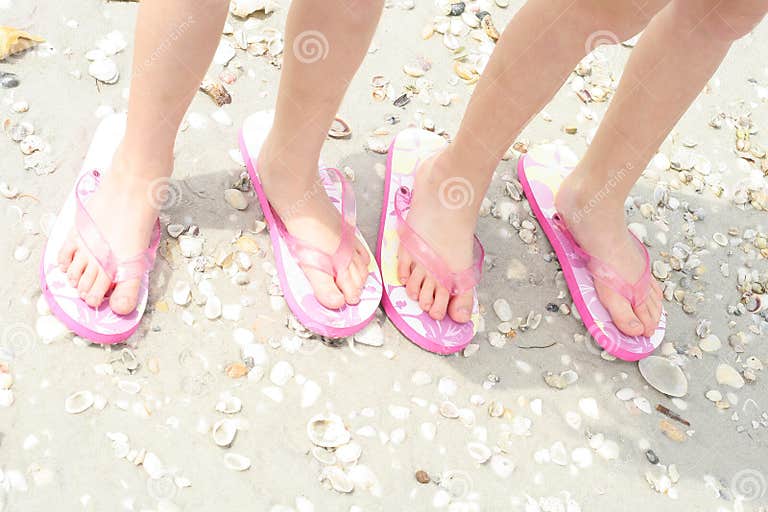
(256, 0, 384, 309)
(556, 0, 768, 336)
(59, 0, 229, 313)
(399, 0, 669, 323)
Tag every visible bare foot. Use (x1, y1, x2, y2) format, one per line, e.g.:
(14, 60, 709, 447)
(397, 152, 477, 323)
(58, 149, 163, 314)
(257, 135, 370, 309)
(554, 172, 663, 337)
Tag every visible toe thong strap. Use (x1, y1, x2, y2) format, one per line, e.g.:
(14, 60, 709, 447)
(273, 167, 356, 278)
(551, 213, 651, 307)
(394, 185, 484, 296)
(74, 170, 161, 283)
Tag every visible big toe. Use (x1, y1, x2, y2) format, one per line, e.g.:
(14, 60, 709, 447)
(447, 289, 474, 324)
(303, 267, 345, 310)
(109, 279, 141, 315)
(598, 285, 644, 337)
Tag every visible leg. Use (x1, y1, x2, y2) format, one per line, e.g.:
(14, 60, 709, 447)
(59, 0, 229, 313)
(400, 0, 670, 322)
(556, 0, 768, 336)
(256, 0, 384, 308)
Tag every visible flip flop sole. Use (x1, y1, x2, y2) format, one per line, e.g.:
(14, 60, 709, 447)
(518, 143, 665, 361)
(239, 111, 382, 338)
(40, 114, 150, 344)
(376, 128, 480, 355)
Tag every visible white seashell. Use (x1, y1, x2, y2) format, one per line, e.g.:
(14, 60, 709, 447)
(215, 394, 242, 414)
(117, 380, 141, 394)
(439, 401, 459, 419)
(311, 446, 337, 465)
(411, 371, 432, 386)
(212, 418, 238, 447)
(172, 282, 191, 306)
(64, 390, 94, 414)
(324, 466, 354, 493)
(204, 296, 222, 320)
(571, 447, 593, 468)
(388, 404, 410, 420)
(307, 414, 350, 448)
(142, 452, 165, 479)
(578, 398, 599, 419)
(0, 182, 19, 198)
(35, 314, 69, 342)
(167, 224, 185, 238)
(492, 298, 512, 321)
(13, 245, 30, 262)
(88, 58, 119, 84)
(301, 379, 321, 408)
(467, 441, 492, 463)
(269, 361, 294, 386)
(437, 377, 458, 396)
(223, 188, 247, 210)
(490, 455, 515, 478)
(596, 439, 619, 460)
(211, 108, 233, 127)
(0, 373, 12, 390)
(615, 387, 635, 401)
(461, 11, 480, 28)
(705, 389, 722, 402)
(335, 442, 362, 465)
(715, 364, 744, 389)
(550, 441, 568, 465)
(11, 100, 29, 113)
(420, 422, 437, 441)
(223, 453, 251, 471)
(233, 327, 256, 346)
(698, 334, 721, 352)
(178, 235, 203, 258)
(633, 396, 652, 414)
(353, 322, 384, 347)
(213, 40, 236, 65)
(638, 356, 688, 397)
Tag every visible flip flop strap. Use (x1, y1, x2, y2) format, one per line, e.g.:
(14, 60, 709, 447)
(272, 167, 356, 278)
(394, 185, 484, 296)
(74, 170, 161, 283)
(551, 213, 651, 307)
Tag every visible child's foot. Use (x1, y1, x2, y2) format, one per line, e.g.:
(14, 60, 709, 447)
(57, 149, 164, 314)
(257, 136, 370, 309)
(397, 152, 477, 323)
(554, 172, 663, 337)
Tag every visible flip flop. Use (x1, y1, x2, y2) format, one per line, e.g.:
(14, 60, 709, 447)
(518, 143, 665, 361)
(40, 114, 161, 344)
(377, 128, 484, 355)
(238, 110, 382, 338)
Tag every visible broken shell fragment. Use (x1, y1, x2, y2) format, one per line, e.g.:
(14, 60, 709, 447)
(638, 356, 688, 397)
(715, 364, 745, 389)
(307, 413, 350, 448)
(64, 390, 95, 414)
(328, 117, 351, 139)
(0, 26, 45, 60)
(200, 78, 232, 107)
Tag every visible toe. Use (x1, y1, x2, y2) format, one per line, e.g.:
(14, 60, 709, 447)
(429, 287, 450, 320)
(77, 263, 99, 297)
(397, 245, 413, 285)
(58, 238, 78, 270)
(418, 277, 436, 312)
(405, 266, 426, 301)
(634, 300, 656, 338)
(303, 267, 345, 309)
(85, 272, 112, 308)
(336, 261, 362, 305)
(447, 289, 474, 324)
(110, 279, 141, 315)
(600, 287, 644, 336)
(67, 252, 89, 286)
(355, 241, 371, 267)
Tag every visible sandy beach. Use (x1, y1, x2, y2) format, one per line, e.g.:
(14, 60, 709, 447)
(1, 1, 767, 511)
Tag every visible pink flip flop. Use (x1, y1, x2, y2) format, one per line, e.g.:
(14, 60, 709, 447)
(518, 143, 665, 361)
(40, 114, 161, 344)
(377, 129, 484, 355)
(238, 111, 382, 338)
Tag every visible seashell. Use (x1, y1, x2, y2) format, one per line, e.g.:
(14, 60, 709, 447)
(335, 441, 362, 465)
(0, 389, 14, 407)
(172, 281, 191, 306)
(19, 134, 44, 155)
(204, 296, 222, 320)
(615, 387, 635, 401)
(477, 11, 500, 41)
(269, 360, 294, 386)
(712, 232, 728, 247)
(307, 414, 350, 448)
(323, 466, 354, 493)
(715, 364, 744, 389)
(88, 58, 119, 84)
(453, 61, 478, 82)
(0, 182, 17, 199)
(13, 245, 29, 262)
(698, 334, 721, 353)
(166, 223, 185, 238)
(461, 11, 480, 28)
(0, 71, 19, 88)
(638, 356, 688, 397)
(492, 298, 512, 321)
(64, 390, 94, 414)
(495, 0, 509, 6)
(199, 78, 232, 107)
(402, 63, 425, 77)
(0, 373, 12, 390)
(212, 418, 238, 447)
(223, 453, 251, 471)
(490, 455, 514, 478)
(0, 27, 45, 60)
(11, 100, 29, 113)
(439, 400, 459, 418)
(467, 441, 491, 463)
(216, 395, 242, 414)
(311, 446, 337, 465)
(543, 370, 579, 389)
(327, 116, 352, 139)
(353, 321, 384, 347)
(117, 380, 141, 394)
(366, 137, 389, 154)
(36, 315, 68, 342)
(142, 452, 165, 479)
(179, 235, 203, 258)
(705, 389, 722, 402)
